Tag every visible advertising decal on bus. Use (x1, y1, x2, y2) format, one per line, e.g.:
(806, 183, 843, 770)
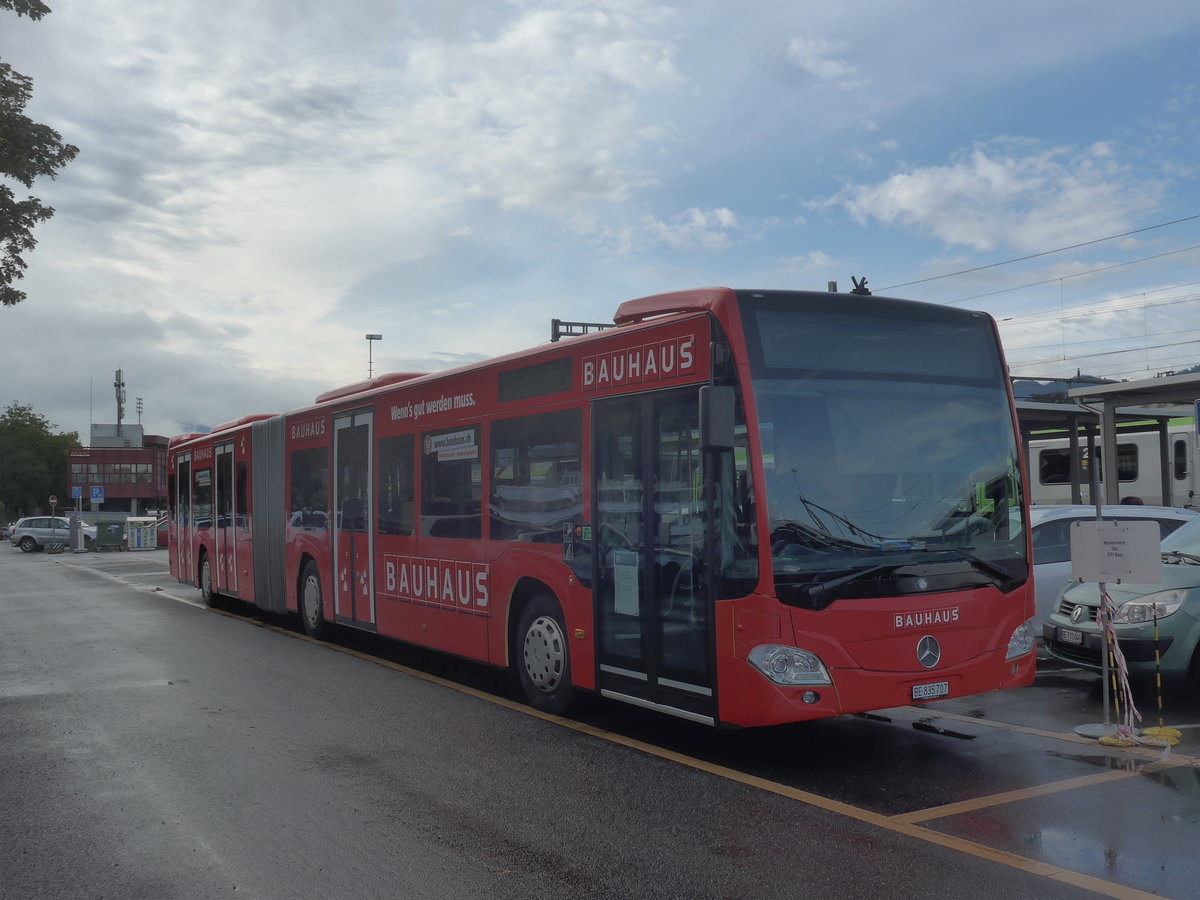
(382, 555, 490, 615)
(581, 326, 700, 392)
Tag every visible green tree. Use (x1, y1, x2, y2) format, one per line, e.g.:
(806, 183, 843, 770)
(1, 0, 78, 307)
(0, 401, 79, 520)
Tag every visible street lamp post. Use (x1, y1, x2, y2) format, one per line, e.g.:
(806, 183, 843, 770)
(366, 333, 382, 378)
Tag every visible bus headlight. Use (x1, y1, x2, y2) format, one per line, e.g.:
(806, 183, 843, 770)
(1006, 620, 1034, 660)
(748, 645, 832, 685)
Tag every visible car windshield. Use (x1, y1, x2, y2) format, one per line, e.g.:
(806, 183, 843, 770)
(1161, 517, 1200, 555)
(739, 292, 1028, 588)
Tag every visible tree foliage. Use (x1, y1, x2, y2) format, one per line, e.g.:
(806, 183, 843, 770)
(1, 0, 78, 307)
(0, 401, 79, 521)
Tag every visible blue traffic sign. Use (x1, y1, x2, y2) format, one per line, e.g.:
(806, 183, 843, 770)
(70, 486, 82, 499)
(90, 486, 105, 501)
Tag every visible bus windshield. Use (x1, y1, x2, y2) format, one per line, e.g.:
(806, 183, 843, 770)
(738, 292, 1027, 599)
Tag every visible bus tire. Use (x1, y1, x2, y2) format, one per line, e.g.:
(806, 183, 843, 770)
(199, 552, 218, 607)
(515, 593, 574, 715)
(300, 561, 326, 640)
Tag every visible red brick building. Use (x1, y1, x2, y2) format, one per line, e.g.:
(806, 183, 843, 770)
(67, 431, 169, 518)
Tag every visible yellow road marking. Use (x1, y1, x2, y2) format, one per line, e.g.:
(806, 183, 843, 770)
(216, 609, 1176, 900)
(892, 760, 1185, 825)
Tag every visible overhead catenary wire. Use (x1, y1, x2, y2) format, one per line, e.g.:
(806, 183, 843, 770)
(1007, 335, 1200, 369)
(869, 212, 1200, 380)
(876, 213, 1200, 293)
(943, 243, 1200, 304)
(997, 284, 1200, 327)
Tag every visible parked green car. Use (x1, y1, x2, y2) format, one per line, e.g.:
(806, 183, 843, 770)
(1043, 515, 1200, 681)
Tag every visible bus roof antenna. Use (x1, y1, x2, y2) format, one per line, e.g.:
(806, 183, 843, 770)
(849, 276, 871, 295)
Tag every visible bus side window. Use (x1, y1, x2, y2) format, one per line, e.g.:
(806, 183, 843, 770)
(421, 427, 482, 539)
(378, 435, 414, 536)
(289, 447, 328, 530)
(490, 409, 583, 543)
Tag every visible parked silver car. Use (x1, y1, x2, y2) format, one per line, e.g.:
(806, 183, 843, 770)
(9, 516, 96, 552)
(1028, 504, 1198, 623)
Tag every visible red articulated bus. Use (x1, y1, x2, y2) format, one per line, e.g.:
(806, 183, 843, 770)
(168, 287, 1035, 727)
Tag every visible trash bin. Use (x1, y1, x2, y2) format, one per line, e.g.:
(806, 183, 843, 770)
(126, 516, 157, 551)
(96, 518, 125, 551)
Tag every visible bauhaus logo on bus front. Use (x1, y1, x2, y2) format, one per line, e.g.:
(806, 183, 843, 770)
(581, 334, 697, 391)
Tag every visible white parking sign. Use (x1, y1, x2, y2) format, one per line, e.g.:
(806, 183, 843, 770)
(1069, 520, 1161, 584)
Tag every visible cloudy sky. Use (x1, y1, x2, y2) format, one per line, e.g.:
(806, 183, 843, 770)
(4, 0, 1200, 440)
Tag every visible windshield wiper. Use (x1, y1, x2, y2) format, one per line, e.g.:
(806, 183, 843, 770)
(771, 520, 884, 554)
(918, 546, 1018, 587)
(1162, 550, 1200, 565)
(776, 563, 900, 609)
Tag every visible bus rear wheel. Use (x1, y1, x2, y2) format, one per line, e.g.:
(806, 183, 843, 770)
(515, 593, 574, 715)
(199, 552, 217, 607)
(300, 561, 326, 640)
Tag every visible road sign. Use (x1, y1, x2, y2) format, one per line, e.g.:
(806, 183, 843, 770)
(49, 494, 57, 508)
(71, 486, 83, 499)
(90, 486, 105, 502)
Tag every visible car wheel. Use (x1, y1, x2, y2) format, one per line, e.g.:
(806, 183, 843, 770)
(300, 561, 326, 639)
(515, 592, 574, 715)
(19, 536, 37, 553)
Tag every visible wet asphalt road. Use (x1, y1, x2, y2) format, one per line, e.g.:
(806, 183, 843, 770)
(2, 547, 1198, 899)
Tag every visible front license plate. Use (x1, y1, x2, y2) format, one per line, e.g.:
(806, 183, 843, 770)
(912, 681, 950, 701)
(1059, 628, 1083, 646)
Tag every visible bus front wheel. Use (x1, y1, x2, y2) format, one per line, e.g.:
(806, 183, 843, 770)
(300, 561, 327, 640)
(515, 593, 574, 715)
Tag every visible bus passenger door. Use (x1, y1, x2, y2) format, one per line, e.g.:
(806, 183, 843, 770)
(594, 390, 715, 725)
(176, 453, 192, 581)
(333, 410, 376, 631)
(214, 442, 237, 597)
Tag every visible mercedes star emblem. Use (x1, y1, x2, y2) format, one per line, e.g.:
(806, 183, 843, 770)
(917, 635, 941, 669)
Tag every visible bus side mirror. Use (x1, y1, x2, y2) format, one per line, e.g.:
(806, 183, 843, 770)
(700, 385, 735, 451)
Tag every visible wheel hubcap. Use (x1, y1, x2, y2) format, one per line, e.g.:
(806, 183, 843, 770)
(523, 615, 565, 693)
(304, 577, 320, 627)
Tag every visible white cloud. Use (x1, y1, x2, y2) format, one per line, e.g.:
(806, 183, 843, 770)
(400, 6, 681, 209)
(832, 140, 1164, 252)
(645, 207, 740, 250)
(779, 250, 836, 273)
(783, 37, 864, 89)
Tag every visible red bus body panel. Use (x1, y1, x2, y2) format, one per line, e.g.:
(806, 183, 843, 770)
(717, 587, 1034, 728)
